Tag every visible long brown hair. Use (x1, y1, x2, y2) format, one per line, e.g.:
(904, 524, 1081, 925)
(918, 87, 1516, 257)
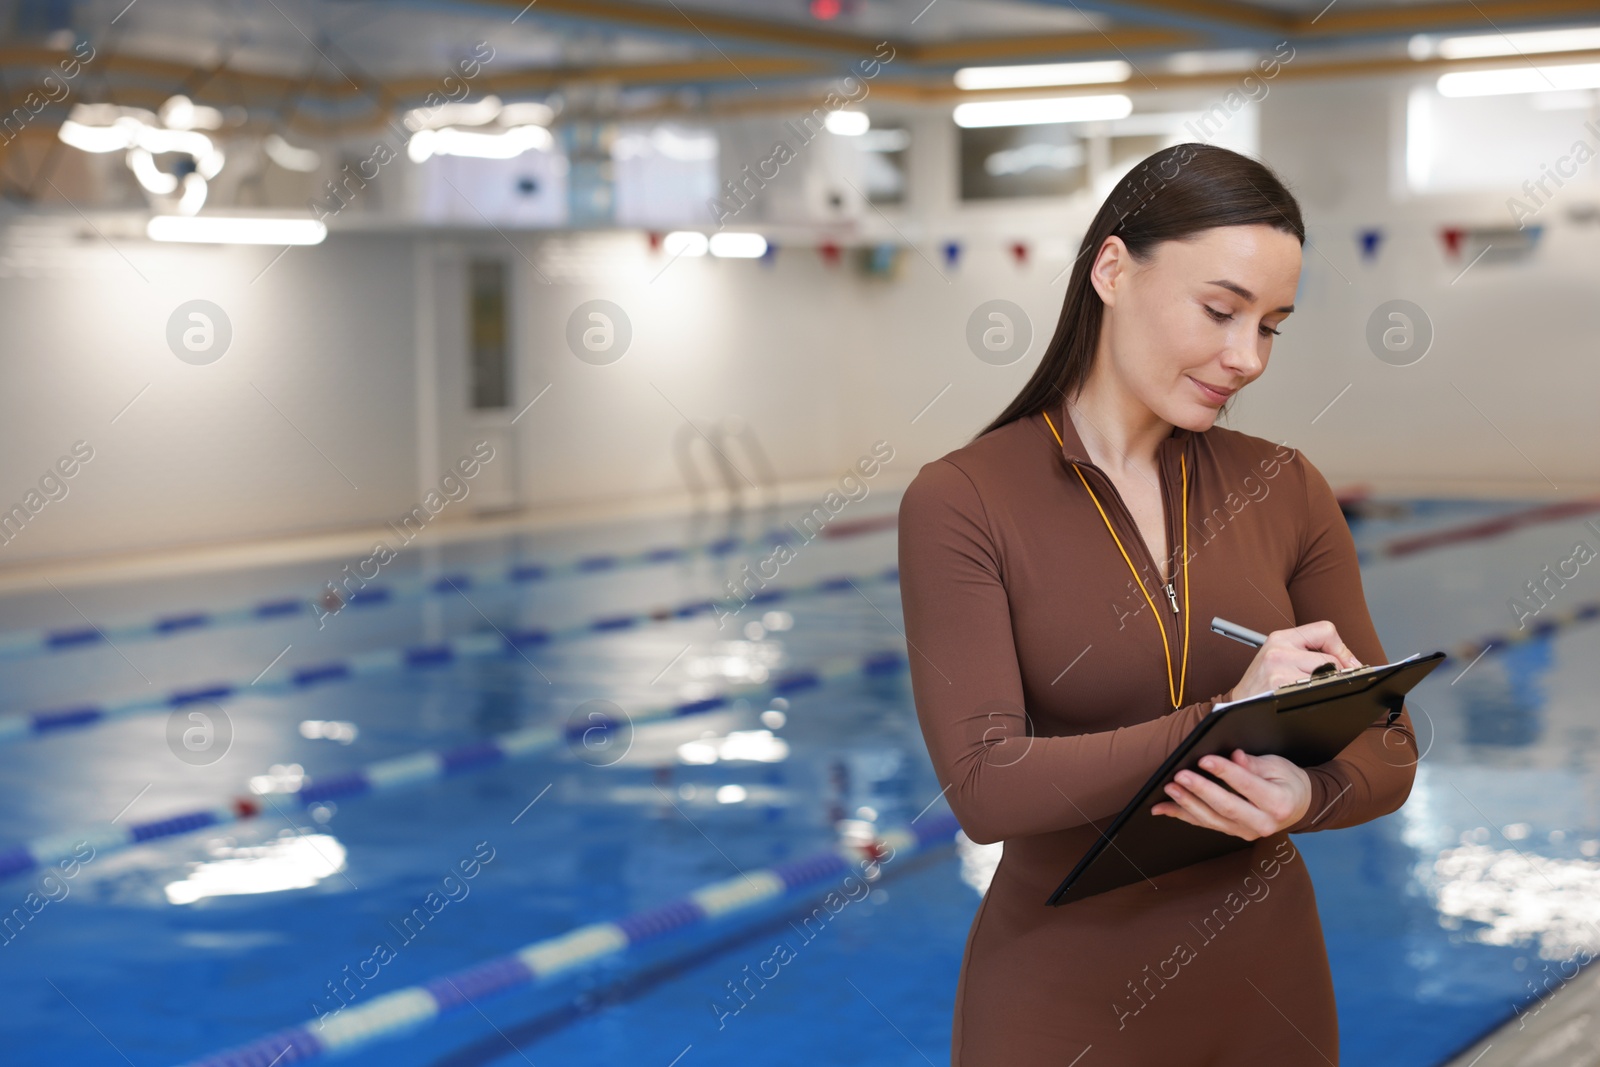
(973, 143, 1305, 442)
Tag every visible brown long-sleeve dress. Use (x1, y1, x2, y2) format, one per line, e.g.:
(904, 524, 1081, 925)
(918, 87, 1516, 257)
(897, 396, 1418, 1067)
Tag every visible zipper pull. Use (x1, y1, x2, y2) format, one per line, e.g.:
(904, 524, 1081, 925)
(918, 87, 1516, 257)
(1165, 582, 1180, 614)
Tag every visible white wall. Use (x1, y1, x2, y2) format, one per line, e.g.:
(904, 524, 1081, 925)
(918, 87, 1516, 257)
(1247, 76, 1600, 495)
(0, 231, 420, 567)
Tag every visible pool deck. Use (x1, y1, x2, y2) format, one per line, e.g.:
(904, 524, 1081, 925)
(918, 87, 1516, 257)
(1443, 963, 1600, 1066)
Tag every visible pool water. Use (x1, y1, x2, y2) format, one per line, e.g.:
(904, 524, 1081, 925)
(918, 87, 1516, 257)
(0, 492, 1596, 1066)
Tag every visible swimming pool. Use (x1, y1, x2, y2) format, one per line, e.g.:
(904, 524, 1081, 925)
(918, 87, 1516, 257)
(1, 492, 1596, 1066)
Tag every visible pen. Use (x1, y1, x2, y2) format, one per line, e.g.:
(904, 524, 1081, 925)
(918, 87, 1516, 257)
(1212, 615, 1355, 679)
(1210, 616, 1268, 648)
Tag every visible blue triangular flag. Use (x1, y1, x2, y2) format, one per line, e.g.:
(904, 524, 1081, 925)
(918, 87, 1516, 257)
(1358, 229, 1383, 262)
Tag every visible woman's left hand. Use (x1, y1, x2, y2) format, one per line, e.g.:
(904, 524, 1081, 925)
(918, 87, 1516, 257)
(1151, 749, 1311, 840)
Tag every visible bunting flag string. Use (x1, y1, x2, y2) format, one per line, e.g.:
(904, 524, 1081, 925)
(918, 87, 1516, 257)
(1358, 228, 1383, 263)
(1439, 224, 1543, 265)
(856, 243, 902, 277)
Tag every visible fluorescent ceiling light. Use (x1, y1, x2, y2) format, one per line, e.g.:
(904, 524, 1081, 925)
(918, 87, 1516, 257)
(148, 215, 328, 245)
(264, 134, 322, 173)
(498, 101, 557, 127)
(128, 149, 179, 195)
(405, 95, 505, 132)
(174, 173, 208, 215)
(954, 60, 1130, 90)
(825, 110, 870, 135)
(406, 123, 554, 163)
(57, 104, 224, 177)
(1437, 26, 1600, 59)
(158, 95, 223, 131)
(709, 232, 767, 258)
(1437, 62, 1600, 97)
(663, 231, 709, 257)
(58, 117, 135, 152)
(403, 96, 556, 133)
(953, 94, 1133, 128)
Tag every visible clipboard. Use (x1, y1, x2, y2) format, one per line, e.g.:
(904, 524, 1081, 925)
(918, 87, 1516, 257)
(1045, 650, 1446, 907)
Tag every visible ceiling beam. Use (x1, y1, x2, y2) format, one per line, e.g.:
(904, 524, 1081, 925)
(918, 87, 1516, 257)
(399, 54, 832, 95)
(601, 42, 1600, 116)
(908, 27, 1200, 65)
(457, 0, 1198, 67)
(1026, 0, 1291, 34)
(985, 0, 1600, 44)
(1300, 0, 1600, 37)
(12, 40, 1599, 142)
(467, 0, 889, 57)
(0, 47, 832, 111)
(11, 5, 1600, 140)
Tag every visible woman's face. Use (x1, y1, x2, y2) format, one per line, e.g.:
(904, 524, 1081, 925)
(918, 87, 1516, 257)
(1089, 223, 1302, 431)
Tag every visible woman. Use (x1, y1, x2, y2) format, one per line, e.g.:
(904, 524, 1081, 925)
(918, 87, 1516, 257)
(897, 143, 1418, 1066)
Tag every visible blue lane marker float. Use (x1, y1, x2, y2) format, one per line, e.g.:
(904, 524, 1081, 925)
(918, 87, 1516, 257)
(176, 812, 961, 1067)
(0, 518, 902, 661)
(0, 648, 912, 881)
(0, 565, 901, 746)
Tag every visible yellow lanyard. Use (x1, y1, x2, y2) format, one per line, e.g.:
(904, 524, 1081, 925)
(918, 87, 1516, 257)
(1043, 410, 1191, 708)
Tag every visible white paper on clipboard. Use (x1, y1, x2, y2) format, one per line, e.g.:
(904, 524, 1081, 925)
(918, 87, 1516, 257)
(1207, 651, 1425, 714)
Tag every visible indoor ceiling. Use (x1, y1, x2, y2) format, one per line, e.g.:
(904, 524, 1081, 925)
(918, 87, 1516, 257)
(2, 0, 1598, 135)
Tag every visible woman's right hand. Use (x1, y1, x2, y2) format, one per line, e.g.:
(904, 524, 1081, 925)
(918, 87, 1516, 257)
(1221, 621, 1363, 703)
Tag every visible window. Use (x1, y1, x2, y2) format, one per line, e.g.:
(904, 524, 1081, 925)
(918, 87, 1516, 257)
(468, 259, 509, 410)
(859, 125, 910, 205)
(612, 124, 720, 227)
(1405, 83, 1600, 195)
(960, 123, 1088, 200)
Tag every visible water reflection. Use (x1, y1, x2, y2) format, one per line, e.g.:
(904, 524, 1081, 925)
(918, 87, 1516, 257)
(1459, 638, 1553, 749)
(164, 832, 347, 905)
(1428, 840, 1600, 960)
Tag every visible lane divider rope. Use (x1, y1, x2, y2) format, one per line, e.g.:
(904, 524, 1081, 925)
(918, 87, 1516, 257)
(0, 516, 899, 660)
(175, 813, 961, 1067)
(0, 566, 901, 746)
(3, 496, 1590, 661)
(7, 586, 1596, 885)
(0, 647, 911, 881)
(1356, 498, 1600, 563)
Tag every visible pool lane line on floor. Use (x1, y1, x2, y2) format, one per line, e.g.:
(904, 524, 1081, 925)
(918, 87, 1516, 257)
(0, 565, 902, 746)
(0, 648, 911, 882)
(176, 813, 962, 1067)
(1, 495, 1589, 664)
(0, 516, 899, 662)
